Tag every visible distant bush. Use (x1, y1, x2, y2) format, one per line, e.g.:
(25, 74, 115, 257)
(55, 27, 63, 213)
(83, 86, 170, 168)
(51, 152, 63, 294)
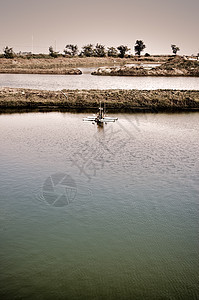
(171, 44, 180, 55)
(94, 44, 106, 57)
(64, 45, 78, 57)
(81, 44, 94, 57)
(117, 45, 130, 58)
(107, 47, 118, 57)
(49, 46, 59, 58)
(134, 40, 146, 56)
(4, 46, 15, 58)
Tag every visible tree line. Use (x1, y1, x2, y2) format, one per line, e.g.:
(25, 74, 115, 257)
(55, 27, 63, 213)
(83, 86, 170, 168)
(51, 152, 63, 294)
(3, 41, 182, 59)
(49, 40, 147, 58)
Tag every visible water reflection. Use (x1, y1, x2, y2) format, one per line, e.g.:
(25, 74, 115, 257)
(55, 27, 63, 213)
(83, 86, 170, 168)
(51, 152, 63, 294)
(0, 112, 198, 299)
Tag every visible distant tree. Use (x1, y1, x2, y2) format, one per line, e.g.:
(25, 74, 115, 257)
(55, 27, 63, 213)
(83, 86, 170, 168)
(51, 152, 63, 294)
(107, 47, 118, 57)
(81, 44, 94, 57)
(64, 44, 78, 56)
(134, 40, 146, 56)
(171, 44, 180, 55)
(94, 43, 106, 57)
(3, 46, 14, 58)
(117, 45, 130, 58)
(49, 46, 59, 58)
(144, 53, 150, 57)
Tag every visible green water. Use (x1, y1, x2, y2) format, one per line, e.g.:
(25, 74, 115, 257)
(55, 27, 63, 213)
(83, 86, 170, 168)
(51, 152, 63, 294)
(0, 112, 198, 299)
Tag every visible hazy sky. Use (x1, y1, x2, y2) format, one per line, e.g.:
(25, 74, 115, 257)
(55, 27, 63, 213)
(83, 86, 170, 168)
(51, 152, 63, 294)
(0, 0, 198, 55)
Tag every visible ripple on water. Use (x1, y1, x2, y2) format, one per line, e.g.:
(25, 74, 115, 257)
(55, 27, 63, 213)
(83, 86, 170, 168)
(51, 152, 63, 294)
(0, 112, 198, 299)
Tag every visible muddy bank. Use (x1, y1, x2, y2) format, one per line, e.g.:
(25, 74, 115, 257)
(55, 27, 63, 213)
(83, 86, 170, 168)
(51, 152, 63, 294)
(0, 56, 169, 74)
(1, 56, 198, 76)
(92, 56, 199, 77)
(0, 67, 82, 75)
(0, 88, 199, 112)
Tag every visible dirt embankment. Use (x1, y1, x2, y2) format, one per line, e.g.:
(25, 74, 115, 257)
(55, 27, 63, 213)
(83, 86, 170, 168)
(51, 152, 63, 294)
(92, 56, 199, 77)
(0, 56, 169, 74)
(0, 57, 82, 75)
(0, 88, 198, 112)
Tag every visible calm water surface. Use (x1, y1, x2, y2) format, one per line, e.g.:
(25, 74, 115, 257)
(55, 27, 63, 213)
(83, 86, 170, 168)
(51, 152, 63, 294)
(0, 112, 198, 299)
(1, 68, 199, 90)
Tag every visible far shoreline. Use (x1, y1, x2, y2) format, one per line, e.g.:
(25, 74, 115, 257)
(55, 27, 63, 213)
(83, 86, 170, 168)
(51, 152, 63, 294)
(0, 56, 198, 77)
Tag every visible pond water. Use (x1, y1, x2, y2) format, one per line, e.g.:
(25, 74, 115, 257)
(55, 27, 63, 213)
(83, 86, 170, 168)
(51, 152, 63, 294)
(0, 112, 198, 299)
(0, 68, 199, 90)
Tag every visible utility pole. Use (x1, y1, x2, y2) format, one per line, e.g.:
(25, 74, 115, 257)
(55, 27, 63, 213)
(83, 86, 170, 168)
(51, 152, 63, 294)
(32, 35, 34, 54)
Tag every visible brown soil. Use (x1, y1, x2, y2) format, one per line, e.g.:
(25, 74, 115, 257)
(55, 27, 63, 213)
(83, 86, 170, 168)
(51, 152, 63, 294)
(0, 56, 170, 74)
(92, 56, 199, 77)
(0, 87, 198, 112)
